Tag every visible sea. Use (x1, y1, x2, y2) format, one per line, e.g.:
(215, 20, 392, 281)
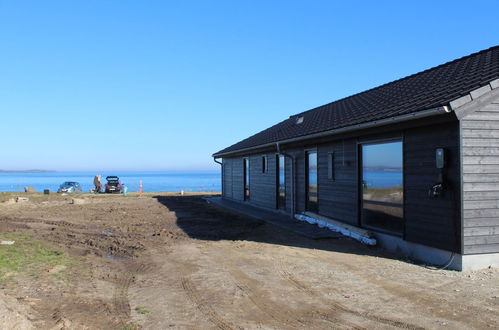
(363, 170, 403, 188)
(0, 170, 402, 193)
(0, 171, 221, 193)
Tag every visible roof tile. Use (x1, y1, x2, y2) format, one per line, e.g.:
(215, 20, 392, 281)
(215, 46, 499, 156)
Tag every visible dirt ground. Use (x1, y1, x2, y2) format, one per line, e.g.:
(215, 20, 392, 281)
(0, 193, 498, 329)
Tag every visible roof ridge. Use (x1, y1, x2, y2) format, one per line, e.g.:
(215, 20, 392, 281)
(293, 45, 499, 117)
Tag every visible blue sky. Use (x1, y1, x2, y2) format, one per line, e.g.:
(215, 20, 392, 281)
(1, 1, 498, 171)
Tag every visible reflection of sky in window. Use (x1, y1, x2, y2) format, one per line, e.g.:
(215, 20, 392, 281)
(363, 142, 402, 168)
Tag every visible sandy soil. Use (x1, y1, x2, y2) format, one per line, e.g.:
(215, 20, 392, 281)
(0, 193, 498, 329)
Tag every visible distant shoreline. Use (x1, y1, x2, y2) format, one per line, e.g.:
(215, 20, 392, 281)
(0, 170, 56, 174)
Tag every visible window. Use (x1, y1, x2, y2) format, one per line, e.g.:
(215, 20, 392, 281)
(361, 140, 403, 235)
(296, 116, 304, 124)
(243, 158, 250, 200)
(277, 155, 285, 209)
(328, 152, 335, 180)
(262, 156, 267, 173)
(306, 151, 318, 212)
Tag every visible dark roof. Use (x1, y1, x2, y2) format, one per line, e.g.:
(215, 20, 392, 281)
(214, 45, 499, 156)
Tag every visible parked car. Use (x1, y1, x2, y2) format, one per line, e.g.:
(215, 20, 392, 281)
(105, 176, 123, 193)
(57, 181, 83, 194)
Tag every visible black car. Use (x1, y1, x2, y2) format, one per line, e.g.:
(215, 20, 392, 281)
(105, 176, 122, 193)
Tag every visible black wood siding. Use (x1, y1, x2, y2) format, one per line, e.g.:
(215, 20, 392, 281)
(248, 154, 277, 210)
(461, 99, 499, 254)
(404, 122, 461, 253)
(221, 117, 462, 253)
(317, 140, 358, 225)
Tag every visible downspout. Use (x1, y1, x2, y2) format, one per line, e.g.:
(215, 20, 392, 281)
(213, 157, 223, 196)
(276, 142, 296, 217)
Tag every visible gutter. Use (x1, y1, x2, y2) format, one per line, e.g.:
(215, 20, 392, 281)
(213, 105, 451, 158)
(213, 158, 223, 195)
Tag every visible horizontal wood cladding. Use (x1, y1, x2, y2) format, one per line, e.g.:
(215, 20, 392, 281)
(221, 115, 466, 254)
(463, 174, 499, 182)
(461, 120, 499, 130)
(404, 121, 461, 253)
(317, 140, 358, 225)
(463, 156, 499, 165)
(464, 235, 499, 245)
(464, 191, 499, 201)
(463, 164, 499, 173)
(464, 244, 499, 254)
(292, 149, 305, 212)
(222, 158, 233, 198)
(228, 157, 244, 201)
(285, 156, 293, 213)
(462, 128, 499, 139)
(247, 154, 277, 210)
(462, 99, 499, 254)
(462, 147, 499, 156)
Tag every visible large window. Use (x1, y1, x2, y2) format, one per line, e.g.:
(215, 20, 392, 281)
(277, 155, 285, 209)
(306, 151, 318, 212)
(361, 141, 403, 234)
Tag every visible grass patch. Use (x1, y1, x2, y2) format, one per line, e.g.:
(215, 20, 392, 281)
(135, 306, 151, 314)
(0, 234, 75, 283)
(122, 323, 140, 330)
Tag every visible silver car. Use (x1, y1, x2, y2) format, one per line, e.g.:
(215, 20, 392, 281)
(57, 181, 83, 194)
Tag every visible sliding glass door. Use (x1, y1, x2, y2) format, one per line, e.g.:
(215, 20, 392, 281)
(243, 158, 250, 200)
(361, 141, 403, 234)
(277, 155, 286, 209)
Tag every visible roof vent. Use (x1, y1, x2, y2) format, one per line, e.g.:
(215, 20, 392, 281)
(295, 116, 304, 124)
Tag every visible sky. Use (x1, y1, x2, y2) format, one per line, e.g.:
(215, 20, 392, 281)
(363, 142, 402, 168)
(0, 1, 498, 171)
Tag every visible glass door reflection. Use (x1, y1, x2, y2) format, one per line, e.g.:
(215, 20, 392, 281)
(361, 141, 403, 234)
(277, 155, 285, 209)
(306, 151, 318, 212)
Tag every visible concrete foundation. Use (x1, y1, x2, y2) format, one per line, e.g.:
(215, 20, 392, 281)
(374, 232, 499, 271)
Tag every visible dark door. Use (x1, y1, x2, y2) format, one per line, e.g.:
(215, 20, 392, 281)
(277, 154, 285, 209)
(243, 158, 250, 200)
(306, 151, 318, 212)
(360, 140, 403, 235)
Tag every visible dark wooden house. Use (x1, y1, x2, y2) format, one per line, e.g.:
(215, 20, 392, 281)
(213, 46, 499, 270)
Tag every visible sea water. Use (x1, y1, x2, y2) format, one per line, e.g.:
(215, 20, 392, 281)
(0, 170, 402, 193)
(0, 171, 221, 193)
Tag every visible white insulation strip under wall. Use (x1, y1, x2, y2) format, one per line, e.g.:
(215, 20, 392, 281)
(294, 214, 377, 246)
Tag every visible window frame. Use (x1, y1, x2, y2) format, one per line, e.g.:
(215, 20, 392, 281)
(328, 152, 335, 181)
(358, 137, 404, 236)
(305, 148, 318, 213)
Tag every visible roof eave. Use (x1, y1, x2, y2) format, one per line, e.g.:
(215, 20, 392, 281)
(213, 105, 451, 158)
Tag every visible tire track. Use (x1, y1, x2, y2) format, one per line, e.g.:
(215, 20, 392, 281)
(112, 262, 151, 327)
(291, 251, 425, 329)
(181, 277, 235, 330)
(227, 268, 307, 330)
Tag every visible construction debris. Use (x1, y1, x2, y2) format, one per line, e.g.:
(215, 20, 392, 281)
(70, 198, 86, 205)
(295, 213, 377, 245)
(2, 198, 16, 205)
